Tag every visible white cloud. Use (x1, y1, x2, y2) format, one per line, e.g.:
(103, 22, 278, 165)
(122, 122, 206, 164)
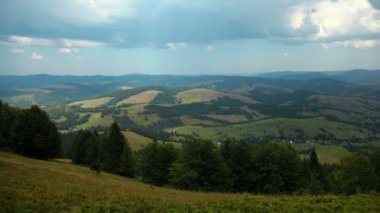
(61, 39, 104, 47)
(9, 35, 53, 46)
(283, 52, 289, 57)
(166, 42, 187, 50)
(30, 52, 44, 60)
(11, 48, 25, 54)
(205, 45, 215, 52)
(56, 0, 137, 25)
(289, 0, 380, 41)
(59, 48, 80, 53)
(322, 39, 380, 49)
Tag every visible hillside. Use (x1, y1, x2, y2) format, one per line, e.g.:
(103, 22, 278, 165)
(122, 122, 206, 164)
(1, 152, 379, 212)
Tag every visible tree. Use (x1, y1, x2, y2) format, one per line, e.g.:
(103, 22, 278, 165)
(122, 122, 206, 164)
(120, 139, 135, 177)
(369, 149, 380, 191)
(247, 142, 303, 193)
(70, 130, 93, 165)
(137, 141, 178, 185)
(306, 149, 330, 194)
(331, 155, 377, 194)
(86, 131, 101, 173)
(101, 122, 134, 176)
(12, 105, 61, 159)
(220, 139, 252, 192)
(0, 101, 18, 150)
(169, 139, 230, 191)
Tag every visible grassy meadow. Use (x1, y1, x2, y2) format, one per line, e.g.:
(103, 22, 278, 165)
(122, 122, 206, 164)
(1, 152, 379, 212)
(169, 117, 372, 141)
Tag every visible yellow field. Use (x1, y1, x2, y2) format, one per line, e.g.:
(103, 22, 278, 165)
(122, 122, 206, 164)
(68, 97, 114, 108)
(176, 88, 256, 104)
(117, 90, 161, 106)
(1, 152, 379, 212)
(75, 113, 114, 130)
(125, 104, 161, 126)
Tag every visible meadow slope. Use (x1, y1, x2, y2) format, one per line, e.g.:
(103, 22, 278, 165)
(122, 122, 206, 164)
(1, 152, 379, 212)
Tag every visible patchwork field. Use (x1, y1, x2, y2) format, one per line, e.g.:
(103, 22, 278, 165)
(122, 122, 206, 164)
(169, 117, 372, 141)
(69, 97, 114, 108)
(122, 131, 181, 151)
(125, 104, 161, 126)
(117, 90, 161, 106)
(176, 88, 256, 104)
(74, 112, 114, 130)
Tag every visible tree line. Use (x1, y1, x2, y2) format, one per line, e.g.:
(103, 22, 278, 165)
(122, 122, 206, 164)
(69, 122, 380, 194)
(0, 101, 61, 159)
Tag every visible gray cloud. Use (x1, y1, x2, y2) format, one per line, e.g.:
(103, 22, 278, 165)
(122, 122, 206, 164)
(369, 0, 380, 10)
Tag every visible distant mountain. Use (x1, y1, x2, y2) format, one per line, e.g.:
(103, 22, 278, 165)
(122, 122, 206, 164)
(1, 70, 379, 107)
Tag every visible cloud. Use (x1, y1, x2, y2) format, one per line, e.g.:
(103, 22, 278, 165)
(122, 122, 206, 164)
(283, 52, 289, 57)
(11, 48, 25, 54)
(61, 39, 104, 47)
(205, 45, 215, 52)
(30, 52, 43, 60)
(166, 42, 187, 50)
(289, 0, 380, 41)
(59, 47, 79, 53)
(322, 39, 380, 49)
(9, 35, 53, 46)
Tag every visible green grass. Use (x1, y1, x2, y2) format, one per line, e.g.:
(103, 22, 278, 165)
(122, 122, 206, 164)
(176, 88, 256, 104)
(75, 112, 113, 130)
(168, 117, 372, 141)
(125, 104, 161, 126)
(122, 131, 181, 151)
(294, 143, 352, 164)
(1, 152, 379, 212)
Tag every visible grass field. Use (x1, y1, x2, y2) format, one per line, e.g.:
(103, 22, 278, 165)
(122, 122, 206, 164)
(168, 117, 372, 141)
(75, 113, 113, 130)
(176, 88, 256, 104)
(68, 97, 114, 108)
(122, 131, 181, 151)
(207, 114, 249, 123)
(125, 104, 161, 126)
(294, 143, 352, 164)
(117, 90, 162, 106)
(1, 152, 379, 212)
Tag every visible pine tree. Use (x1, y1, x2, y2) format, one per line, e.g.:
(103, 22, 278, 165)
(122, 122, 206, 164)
(101, 122, 126, 174)
(12, 105, 61, 159)
(307, 149, 329, 194)
(120, 139, 134, 177)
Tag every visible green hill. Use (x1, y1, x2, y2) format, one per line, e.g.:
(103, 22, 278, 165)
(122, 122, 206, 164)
(1, 152, 379, 212)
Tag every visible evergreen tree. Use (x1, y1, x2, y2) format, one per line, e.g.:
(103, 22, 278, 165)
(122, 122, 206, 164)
(137, 141, 178, 185)
(101, 122, 126, 174)
(12, 105, 61, 159)
(169, 139, 230, 191)
(120, 139, 134, 177)
(87, 131, 101, 173)
(247, 142, 303, 193)
(70, 130, 92, 165)
(0, 101, 18, 150)
(220, 139, 252, 192)
(306, 149, 330, 194)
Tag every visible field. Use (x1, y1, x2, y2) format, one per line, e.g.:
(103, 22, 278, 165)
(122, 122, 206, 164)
(294, 143, 352, 164)
(122, 131, 181, 151)
(1, 152, 379, 212)
(117, 90, 162, 106)
(68, 97, 114, 108)
(125, 104, 161, 126)
(169, 117, 372, 141)
(74, 112, 114, 130)
(176, 88, 256, 104)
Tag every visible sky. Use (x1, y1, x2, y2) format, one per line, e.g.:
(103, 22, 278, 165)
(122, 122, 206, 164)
(0, 0, 380, 76)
